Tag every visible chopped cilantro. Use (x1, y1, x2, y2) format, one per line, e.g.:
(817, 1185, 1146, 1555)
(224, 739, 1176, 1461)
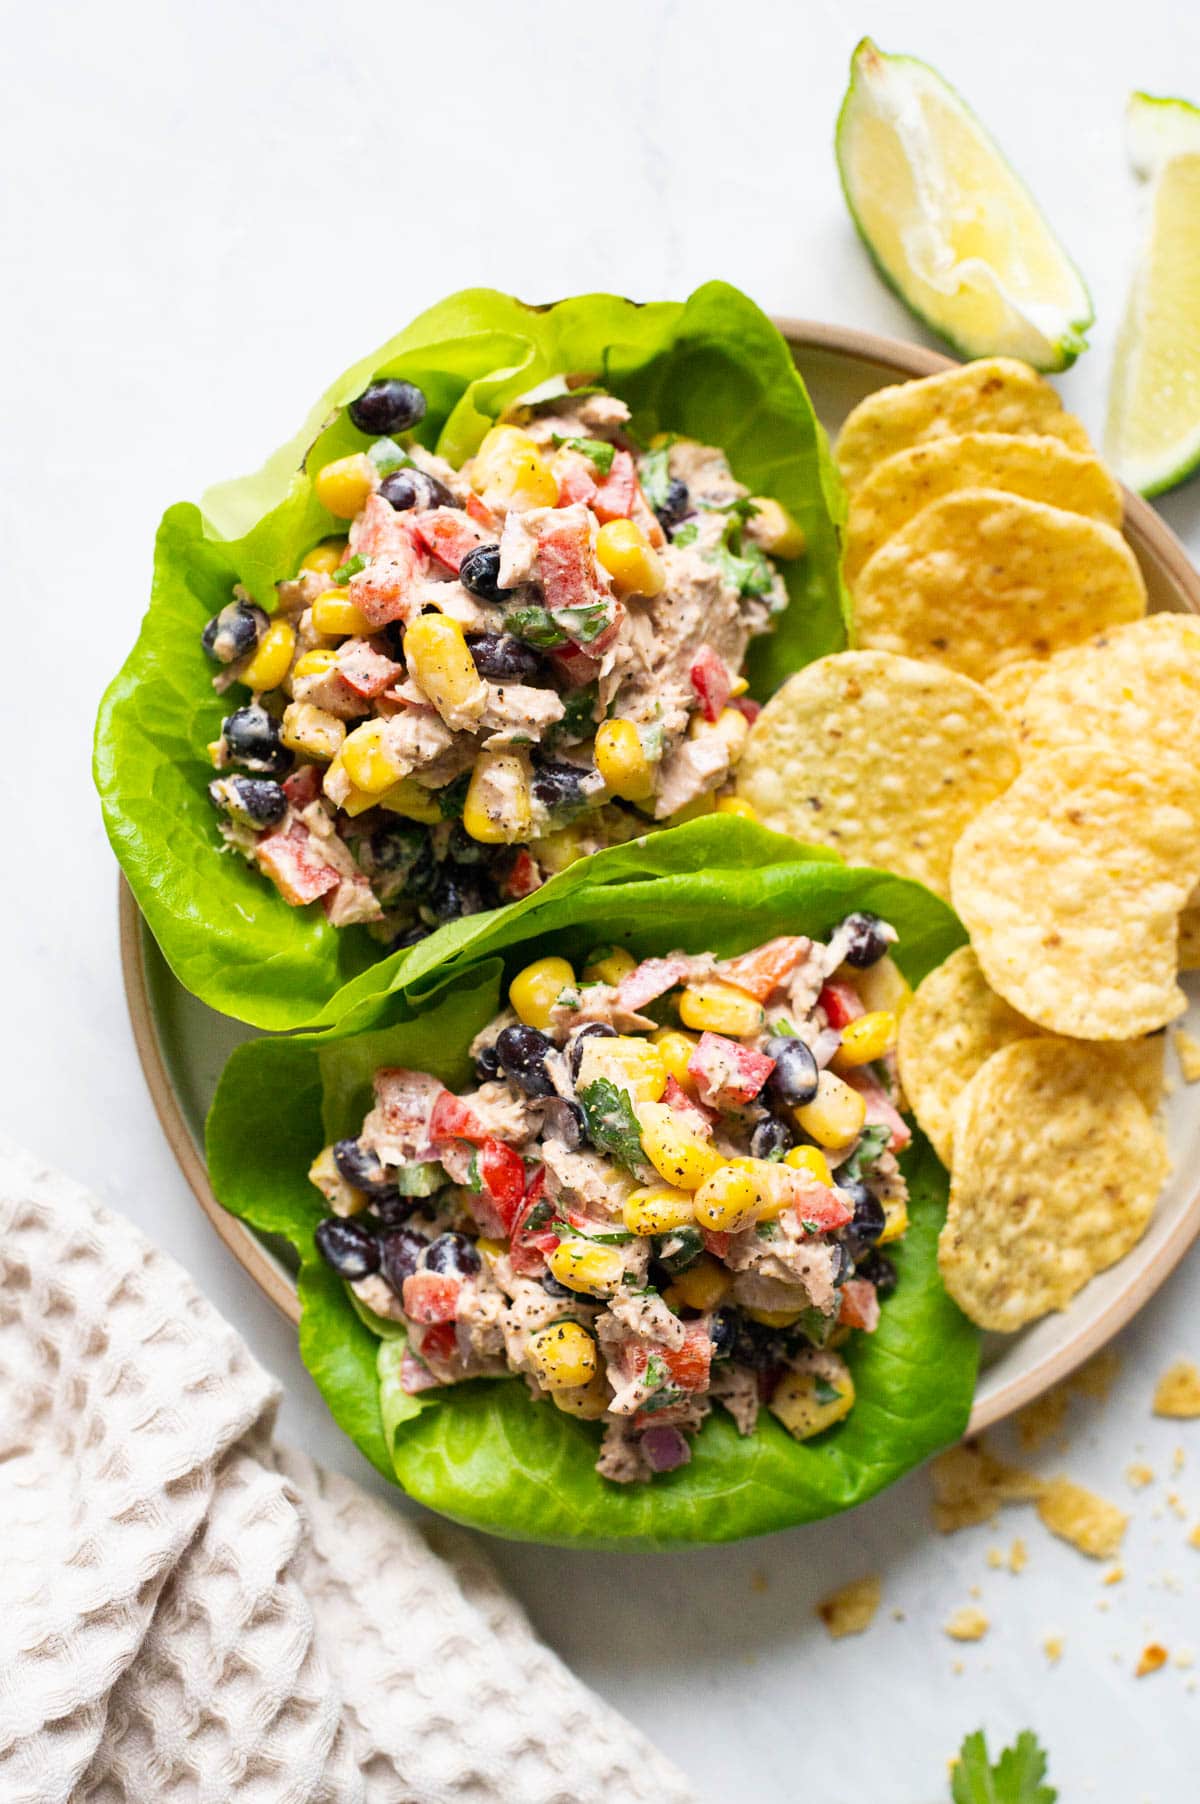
(837, 1123, 889, 1184)
(756, 1222, 778, 1240)
(367, 437, 411, 474)
(465, 1152, 482, 1194)
(813, 1378, 841, 1405)
(704, 515, 775, 600)
(436, 771, 472, 819)
(502, 602, 611, 648)
(522, 1197, 554, 1233)
(576, 1078, 651, 1179)
(638, 1385, 685, 1415)
(552, 434, 616, 475)
(549, 681, 599, 743)
(951, 1730, 1056, 1804)
(672, 521, 699, 547)
(642, 1353, 668, 1392)
(795, 1306, 834, 1346)
(330, 553, 366, 585)
(799, 1218, 819, 1234)
(553, 1218, 634, 1245)
(771, 1017, 797, 1036)
(638, 443, 673, 511)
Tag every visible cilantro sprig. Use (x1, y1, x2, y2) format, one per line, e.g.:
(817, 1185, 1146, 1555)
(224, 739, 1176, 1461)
(951, 1731, 1056, 1804)
(575, 1078, 652, 1179)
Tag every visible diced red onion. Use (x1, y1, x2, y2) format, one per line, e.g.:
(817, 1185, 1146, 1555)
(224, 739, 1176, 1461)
(812, 1027, 842, 1069)
(641, 1425, 692, 1472)
(400, 1350, 441, 1395)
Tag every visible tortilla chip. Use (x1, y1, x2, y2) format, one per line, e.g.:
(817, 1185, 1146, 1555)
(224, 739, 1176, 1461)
(898, 947, 1164, 1166)
(1067, 1348, 1121, 1401)
(986, 658, 1052, 720)
(950, 748, 1200, 1039)
(835, 358, 1093, 493)
(1036, 1478, 1128, 1559)
(1174, 1029, 1200, 1084)
(816, 1575, 882, 1638)
(930, 1439, 1046, 1533)
(736, 651, 1018, 899)
(939, 1038, 1169, 1331)
(1153, 1360, 1200, 1418)
(944, 1606, 989, 1642)
(853, 491, 1147, 684)
(1179, 905, 1200, 971)
(844, 432, 1122, 582)
(1013, 615, 1200, 769)
(1016, 1388, 1069, 1452)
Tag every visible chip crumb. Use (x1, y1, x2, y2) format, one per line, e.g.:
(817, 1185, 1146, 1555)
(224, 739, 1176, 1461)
(987, 1546, 1005, 1569)
(1037, 1477, 1129, 1559)
(944, 1606, 990, 1642)
(969, 1583, 982, 1599)
(1043, 1634, 1064, 1665)
(930, 1438, 1046, 1532)
(1017, 1387, 1070, 1450)
(1189, 1525, 1200, 1551)
(1172, 1446, 1186, 1475)
(1175, 1648, 1195, 1670)
(1069, 1348, 1122, 1401)
(1009, 1537, 1028, 1574)
(891, 1608, 906, 1622)
(1173, 1027, 1200, 1083)
(1153, 1360, 1200, 1418)
(1135, 1643, 1169, 1678)
(1167, 1491, 1187, 1520)
(1126, 1461, 1156, 1489)
(952, 1659, 965, 1675)
(816, 1575, 881, 1639)
(750, 1568, 768, 1594)
(1103, 1564, 1125, 1585)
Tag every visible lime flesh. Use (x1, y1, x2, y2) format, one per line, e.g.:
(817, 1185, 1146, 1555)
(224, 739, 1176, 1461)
(836, 39, 1093, 371)
(1107, 94, 1200, 497)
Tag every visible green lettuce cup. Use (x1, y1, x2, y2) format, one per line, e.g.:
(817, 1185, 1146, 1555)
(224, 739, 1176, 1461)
(95, 283, 848, 1031)
(206, 821, 977, 1548)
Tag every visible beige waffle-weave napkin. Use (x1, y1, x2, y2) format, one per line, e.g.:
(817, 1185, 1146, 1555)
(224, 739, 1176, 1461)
(0, 1139, 696, 1804)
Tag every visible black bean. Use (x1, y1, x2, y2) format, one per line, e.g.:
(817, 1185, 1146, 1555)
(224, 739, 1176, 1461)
(372, 1192, 421, 1229)
(426, 863, 489, 924)
(709, 1305, 738, 1360)
(840, 1181, 886, 1258)
(391, 922, 431, 951)
(531, 753, 595, 812)
(855, 1248, 897, 1298)
(315, 1216, 379, 1280)
(207, 775, 287, 830)
(333, 1137, 393, 1198)
(474, 1043, 502, 1083)
(541, 1271, 575, 1299)
(465, 632, 542, 682)
(221, 704, 291, 775)
(379, 467, 453, 511)
(750, 1114, 795, 1161)
(496, 1024, 556, 1097)
(348, 379, 427, 436)
(422, 1231, 481, 1277)
(839, 912, 890, 969)
(459, 543, 511, 604)
(379, 1226, 429, 1294)
(568, 1021, 617, 1083)
(201, 598, 267, 665)
(764, 1037, 820, 1108)
(655, 478, 690, 531)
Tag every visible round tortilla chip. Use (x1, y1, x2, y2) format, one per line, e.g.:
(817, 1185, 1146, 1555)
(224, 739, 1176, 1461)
(986, 659, 1052, 720)
(951, 747, 1200, 1039)
(938, 1037, 1169, 1331)
(844, 432, 1122, 583)
(835, 358, 1093, 493)
(1013, 614, 1200, 768)
(853, 491, 1147, 684)
(899, 947, 1164, 1167)
(736, 651, 1019, 899)
(1179, 903, 1200, 971)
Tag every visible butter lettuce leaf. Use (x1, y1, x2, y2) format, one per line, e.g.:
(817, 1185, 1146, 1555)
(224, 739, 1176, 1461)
(95, 283, 846, 1029)
(206, 834, 976, 1548)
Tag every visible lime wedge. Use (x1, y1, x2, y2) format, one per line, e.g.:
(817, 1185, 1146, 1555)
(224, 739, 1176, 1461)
(1106, 93, 1200, 497)
(836, 39, 1093, 370)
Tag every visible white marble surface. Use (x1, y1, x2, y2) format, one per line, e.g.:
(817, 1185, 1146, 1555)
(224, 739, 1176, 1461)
(7, 2, 1200, 1796)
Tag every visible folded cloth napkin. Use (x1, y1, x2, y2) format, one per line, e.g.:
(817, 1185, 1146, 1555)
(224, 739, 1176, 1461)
(0, 1140, 695, 1804)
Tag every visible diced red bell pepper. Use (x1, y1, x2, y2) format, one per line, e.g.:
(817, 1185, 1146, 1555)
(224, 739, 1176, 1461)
(663, 1075, 717, 1132)
(689, 644, 732, 723)
(548, 644, 603, 689)
(336, 639, 403, 700)
(428, 1090, 488, 1147)
(415, 1321, 459, 1365)
(733, 697, 762, 725)
(402, 1271, 461, 1325)
(409, 508, 491, 574)
(838, 1278, 881, 1333)
(590, 448, 639, 524)
(717, 936, 812, 1003)
(349, 493, 416, 560)
(662, 1319, 714, 1391)
(282, 764, 322, 808)
(480, 1138, 526, 1233)
(536, 514, 600, 612)
(788, 1177, 853, 1232)
(818, 980, 865, 1030)
(615, 954, 693, 1013)
(465, 491, 499, 531)
(254, 825, 341, 907)
(701, 1228, 731, 1259)
(500, 847, 542, 901)
(844, 1071, 912, 1153)
(349, 553, 424, 629)
(687, 1032, 775, 1107)
(554, 456, 598, 508)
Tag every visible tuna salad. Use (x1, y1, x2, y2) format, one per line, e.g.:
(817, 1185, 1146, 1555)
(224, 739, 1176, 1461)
(309, 914, 913, 1482)
(201, 377, 806, 945)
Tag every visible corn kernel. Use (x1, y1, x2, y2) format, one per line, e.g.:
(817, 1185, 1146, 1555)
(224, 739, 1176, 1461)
(595, 518, 666, 598)
(725, 1156, 794, 1222)
(307, 1145, 365, 1216)
(312, 587, 372, 637)
(852, 955, 913, 1019)
(471, 425, 559, 509)
(716, 795, 759, 821)
(300, 539, 348, 577)
(293, 648, 339, 681)
(668, 792, 717, 825)
(794, 1070, 868, 1149)
(462, 750, 533, 843)
(693, 1163, 762, 1232)
(729, 676, 749, 698)
(545, 1241, 625, 1300)
(649, 1028, 699, 1087)
(784, 1145, 833, 1186)
(551, 1374, 611, 1418)
(744, 1306, 805, 1328)
(879, 1195, 909, 1245)
(528, 1317, 601, 1387)
(638, 1101, 723, 1191)
(678, 980, 764, 1037)
(404, 613, 487, 727)
(769, 1363, 855, 1440)
(281, 701, 346, 763)
(509, 956, 575, 1030)
(476, 1238, 507, 1261)
(240, 618, 295, 692)
(595, 718, 656, 802)
(576, 1036, 668, 1106)
(665, 1254, 732, 1312)
(378, 778, 443, 824)
(689, 706, 749, 763)
(834, 1010, 898, 1069)
(340, 719, 404, 794)
(529, 824, 588, 876)
(746, 496, 807, 559)
(622, 1185, 696, 1237)
(314, 453, 375, 519)
(581, 945, 637, 986)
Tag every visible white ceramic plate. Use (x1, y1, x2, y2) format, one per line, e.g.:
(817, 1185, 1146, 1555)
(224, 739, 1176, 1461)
(121, 319, 1200, 1439)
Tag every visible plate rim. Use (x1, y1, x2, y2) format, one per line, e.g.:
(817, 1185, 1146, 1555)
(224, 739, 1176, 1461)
(120, 315, 1200, 1443)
